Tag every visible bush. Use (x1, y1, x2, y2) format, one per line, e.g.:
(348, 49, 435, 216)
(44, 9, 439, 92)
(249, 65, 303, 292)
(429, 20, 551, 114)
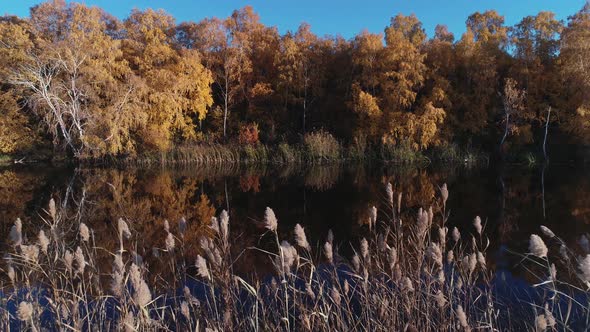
(242, 144, 269, 162)
(380, 141, 428, 164)
(432, 143, 462, 162)
(303, 130, 341, 162)
(275, 142, 299, 163)
(348, 135, 370, 161)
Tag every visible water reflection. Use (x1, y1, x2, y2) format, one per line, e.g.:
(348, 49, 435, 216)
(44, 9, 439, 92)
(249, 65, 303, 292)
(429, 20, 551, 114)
(1, 163, 589, 279)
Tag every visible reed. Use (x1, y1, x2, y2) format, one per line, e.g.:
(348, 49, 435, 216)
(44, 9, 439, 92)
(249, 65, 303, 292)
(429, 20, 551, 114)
(1, 184, 589, 331)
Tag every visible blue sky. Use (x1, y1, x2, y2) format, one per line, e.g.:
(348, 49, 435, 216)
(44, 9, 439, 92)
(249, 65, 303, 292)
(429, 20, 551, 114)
(2, 1, 587, 39)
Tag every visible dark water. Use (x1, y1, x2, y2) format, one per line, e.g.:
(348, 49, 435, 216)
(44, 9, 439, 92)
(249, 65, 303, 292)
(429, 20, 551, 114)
(1, 162, 589, 279)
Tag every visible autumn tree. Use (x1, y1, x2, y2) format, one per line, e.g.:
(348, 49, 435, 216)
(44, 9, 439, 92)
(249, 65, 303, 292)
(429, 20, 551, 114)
(424, 25, 455, 142)
(123, 9, 213, 151)
(0, 17, 39, 155)
(451, 11, 508, 142)
(177, 14, 250, 139)
(275, 23, 327, 135)
(560, 3, 590, 143)
(500, 78, 526, 147)
(350, 30, 384, 141)
(11, 2, 143, 157)
(350, 14, 446, 150)
(509, 12, 562, 145)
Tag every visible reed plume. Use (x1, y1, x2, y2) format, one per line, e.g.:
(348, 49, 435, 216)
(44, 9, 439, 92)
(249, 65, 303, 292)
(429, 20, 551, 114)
(264, 207, 278, 231)
(118, 218, 131, 239)
(21, 245, 39, 264)
(293, 224, 310, 250)
(540, 225, 555, 238)
(360, 238, 369, 259)
(220, 210, 229, 241)
(196, 255, 210, 280)
(37, 230, 49, 254)
(74, 246, 86, 275)
(529, 234, 548, 258)
(427, 242, 443, 268)
(129, 263, 152, 308)
(79, 223, 90, 242)
(10, 218, 22, 246)
(452, 227, 461, 242)
(278, 241, 298, 271)
(48, 198, 56, 221)
(386, 183, 394, 206)
(456, 305, 469, 330)
(473, 216, 482, 235)
(369, 206, 377, 229)
(578, 254, 590, 283)
(165, 232, 175, 251)
(324, 242, 333, 264)
(17, 301, 33, 322)
(209, 216, 219, 234)
(179, 217, 187, 237)
(440, 183, 449, 207)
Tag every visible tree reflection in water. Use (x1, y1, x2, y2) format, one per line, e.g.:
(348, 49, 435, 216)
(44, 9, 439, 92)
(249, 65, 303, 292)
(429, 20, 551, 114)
(1, 163, 590, 284)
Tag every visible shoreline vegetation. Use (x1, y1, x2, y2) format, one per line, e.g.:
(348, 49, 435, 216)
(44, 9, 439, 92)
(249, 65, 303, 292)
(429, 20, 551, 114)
(82, 140, 493, 167)
(2, 185, 590, 330)
(5, 139, 588, 168)
(1, 2, 590, 166)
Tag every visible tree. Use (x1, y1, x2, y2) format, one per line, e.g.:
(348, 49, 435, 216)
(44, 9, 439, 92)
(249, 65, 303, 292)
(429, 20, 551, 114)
(500, 78, 526, 147)
(424, 25, 455, 142)
(275, 23, 326, 135)
(450, 11, 509, 141)
(0, 18, 39, 155)
(348, 14, 446, 150)
(560, 3, 590, 142)
(350, 31, 384, 141)
(380, 14, 446, 150)
(123, 8, 213, 151)
(12, 3, 148, 157)
(178, 14, 251, 139)
(510, 12, 562, 145)
(466, 10, 508, 49)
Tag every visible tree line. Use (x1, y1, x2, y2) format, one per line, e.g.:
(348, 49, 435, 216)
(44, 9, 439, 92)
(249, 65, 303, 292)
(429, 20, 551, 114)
(0, 0, 589, 160)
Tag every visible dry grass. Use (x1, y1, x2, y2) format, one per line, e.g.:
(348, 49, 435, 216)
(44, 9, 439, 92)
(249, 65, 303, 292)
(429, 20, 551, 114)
(1, 185, 589, 331)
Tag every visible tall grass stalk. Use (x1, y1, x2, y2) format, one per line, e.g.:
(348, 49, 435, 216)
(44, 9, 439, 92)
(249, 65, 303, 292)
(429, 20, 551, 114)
(2, 185, 589, 330)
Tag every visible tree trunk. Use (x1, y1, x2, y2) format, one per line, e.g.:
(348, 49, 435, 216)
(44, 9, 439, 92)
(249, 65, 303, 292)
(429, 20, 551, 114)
(500, 113, 510, 147)
(223, 77, 229, 139)
(223, 97, 228, 138)
(302, 98, 306, 135)
(543, 106, 551, 161)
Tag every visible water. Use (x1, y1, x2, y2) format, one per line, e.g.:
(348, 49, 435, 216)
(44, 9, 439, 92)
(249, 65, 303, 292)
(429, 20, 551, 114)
(1, 162, 589, 279)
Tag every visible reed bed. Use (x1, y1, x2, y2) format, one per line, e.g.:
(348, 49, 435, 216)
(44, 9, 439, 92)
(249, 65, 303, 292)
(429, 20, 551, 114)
(112, 142, 335, 167)
(1, 184, 588, 331)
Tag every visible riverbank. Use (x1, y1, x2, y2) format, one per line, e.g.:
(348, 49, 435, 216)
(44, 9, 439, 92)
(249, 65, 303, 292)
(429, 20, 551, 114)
(5, 139, 590, 168)
(2, 142, 490, 167)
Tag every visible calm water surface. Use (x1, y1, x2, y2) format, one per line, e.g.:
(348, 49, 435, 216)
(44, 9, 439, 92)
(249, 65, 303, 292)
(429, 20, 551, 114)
(1, 162, 589, 281)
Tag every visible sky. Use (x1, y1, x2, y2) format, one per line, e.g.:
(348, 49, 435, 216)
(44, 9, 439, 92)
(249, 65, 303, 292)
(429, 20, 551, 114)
(2, 0, 588, 39)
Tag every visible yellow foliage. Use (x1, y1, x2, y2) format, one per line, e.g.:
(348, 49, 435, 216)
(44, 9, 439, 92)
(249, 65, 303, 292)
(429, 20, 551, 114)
(0, 92, 35, 154)
(353, 88, 381, 118)
(383, 102, 446, 150)
(123, 9, 214, 151)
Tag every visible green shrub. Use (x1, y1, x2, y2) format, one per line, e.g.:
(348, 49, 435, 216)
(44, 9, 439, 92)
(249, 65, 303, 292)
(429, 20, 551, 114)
(242, 144, 269, 163)
(348, 136, 369, 161)
(380, 141, 428, 164)
(276, 142, 298, 163)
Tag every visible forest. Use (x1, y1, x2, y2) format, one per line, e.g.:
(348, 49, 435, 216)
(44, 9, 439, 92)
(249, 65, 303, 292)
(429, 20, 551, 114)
(0, 0, 589, 162)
